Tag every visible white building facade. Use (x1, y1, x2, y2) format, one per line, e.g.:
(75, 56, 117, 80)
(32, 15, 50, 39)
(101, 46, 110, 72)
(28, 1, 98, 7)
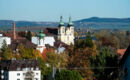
(31, 31, 55, 53)
(58, 16, 74, 45)
(8, 70, 41, 80)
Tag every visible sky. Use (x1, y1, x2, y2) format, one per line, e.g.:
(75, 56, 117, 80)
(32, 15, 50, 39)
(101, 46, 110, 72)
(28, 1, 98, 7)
(0, 0, 130, 22)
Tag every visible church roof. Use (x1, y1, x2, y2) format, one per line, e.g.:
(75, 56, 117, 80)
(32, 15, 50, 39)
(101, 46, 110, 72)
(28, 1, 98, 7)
(37, 30, 45, 38)
(67, 16, 73, 27)
(59, 16, 64, 27)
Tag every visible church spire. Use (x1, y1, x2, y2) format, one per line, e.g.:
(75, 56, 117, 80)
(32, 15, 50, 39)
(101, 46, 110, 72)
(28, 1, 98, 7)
(68, 16, 73, 27)
(59, 16, 64, 27)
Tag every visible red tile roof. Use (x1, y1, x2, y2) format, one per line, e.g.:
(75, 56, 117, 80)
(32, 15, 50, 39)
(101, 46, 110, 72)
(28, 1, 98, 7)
(117, 49, 126, 56)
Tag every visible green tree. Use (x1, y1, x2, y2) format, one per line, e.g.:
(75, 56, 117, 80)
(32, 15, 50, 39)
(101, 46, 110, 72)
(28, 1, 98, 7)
(2, 48, 13, 60)
(43, 49, 68, 80)
(17, 44, 41, 59)
(0, 40, 8, 53)
(0, 40, 10, 60)
(85, 32, 94, 48)
(75, 32, 94, 49)
(38, 57, 52, 80)
(90, 47, 118, 80)
(26, 31, 32, 41)
(55, 70, 82, 80)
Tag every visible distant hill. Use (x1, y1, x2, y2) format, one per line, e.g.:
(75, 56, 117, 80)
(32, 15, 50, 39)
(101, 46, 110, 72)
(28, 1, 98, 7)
(0, 17, 130, 30)
(73, 17, 130, 29)
(75, 17, 130, 23)
(0, 20, 58, 27)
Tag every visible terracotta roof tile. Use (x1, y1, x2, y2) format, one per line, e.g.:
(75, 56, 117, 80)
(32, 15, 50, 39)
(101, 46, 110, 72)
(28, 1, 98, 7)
(117, 49, 126, 55)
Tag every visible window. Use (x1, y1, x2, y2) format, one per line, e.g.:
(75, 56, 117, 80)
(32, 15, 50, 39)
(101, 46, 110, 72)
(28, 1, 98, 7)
(36, 67, 39, 70)
(17, 73, 20, 76)
(35, 78, 38, 80)
(23, 73, 26, 76)
(31, 68, 33, 70)
(62, 27, 65, 33)
(36, 73, 38, 75)
(17, 67, 20, 71)
(22, 68, 26, 71)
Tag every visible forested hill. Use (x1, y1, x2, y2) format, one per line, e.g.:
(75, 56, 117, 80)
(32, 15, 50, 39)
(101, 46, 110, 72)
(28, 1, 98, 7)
(0, 17, 130, 29)
(73, 17, 130, 29)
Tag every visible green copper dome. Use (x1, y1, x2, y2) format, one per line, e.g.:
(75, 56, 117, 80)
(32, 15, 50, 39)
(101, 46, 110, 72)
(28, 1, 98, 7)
(68, 16, 73, 27)
(37, 30, 45, 38)
(59, 16, 64, 26)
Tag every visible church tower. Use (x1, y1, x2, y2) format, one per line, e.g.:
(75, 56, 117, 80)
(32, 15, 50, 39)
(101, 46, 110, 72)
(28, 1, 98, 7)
(58, 16, 74, 45)
(58, 16, 65, 42)
(66, 16, 74, 45)
(36, 30, 46, 53)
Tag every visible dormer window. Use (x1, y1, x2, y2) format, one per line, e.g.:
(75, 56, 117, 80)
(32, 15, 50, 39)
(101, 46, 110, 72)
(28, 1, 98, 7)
(31, 68, 33, 70)
(36, 67, 39, 70)
(17, 67, 20, 71)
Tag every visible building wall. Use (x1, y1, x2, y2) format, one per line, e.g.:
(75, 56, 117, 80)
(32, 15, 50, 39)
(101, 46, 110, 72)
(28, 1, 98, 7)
(8, 70, 41, 80)
(32, 36, 55, 53)
(44, 37, 55, 46)
(58, 26, 74, 45)
(32, 36, 55, 46)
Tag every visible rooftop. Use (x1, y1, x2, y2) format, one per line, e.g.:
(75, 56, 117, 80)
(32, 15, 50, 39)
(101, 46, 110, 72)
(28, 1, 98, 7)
(0, 59, 40, 71)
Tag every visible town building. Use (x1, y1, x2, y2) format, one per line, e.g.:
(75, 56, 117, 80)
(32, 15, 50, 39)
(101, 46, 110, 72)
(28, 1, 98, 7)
(58, 16, 74, 45)
(0, 59, 41, 80)
(32, 30, 55, 53)
(119, 45, 130, 80)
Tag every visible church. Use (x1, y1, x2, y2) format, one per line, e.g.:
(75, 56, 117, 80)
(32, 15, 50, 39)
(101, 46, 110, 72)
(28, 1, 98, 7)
(58, 16, 74, 45)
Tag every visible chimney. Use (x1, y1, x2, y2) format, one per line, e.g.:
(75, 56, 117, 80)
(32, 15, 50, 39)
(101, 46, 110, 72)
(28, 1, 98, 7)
(13, 22, 16, 39)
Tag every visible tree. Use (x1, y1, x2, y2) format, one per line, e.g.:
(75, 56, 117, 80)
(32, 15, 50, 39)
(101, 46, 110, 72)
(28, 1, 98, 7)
(17, 43, 41, 59)
(38, 57, 52, 80)
(85, 32, 94, 48)
(2, 48, 13, 60)
(67, 35, 97, 79)
(46, 49, 68, 68)
(90, 47, 118, 80)
(26, 31, 32, 41)
(55, 70, 82, 80)
(75, 32, 94, 49)
(67, 47, 95, 79)
(46, 51, 60, 68)
(0, 40, 14, 60)
(0, 40, 8, 53)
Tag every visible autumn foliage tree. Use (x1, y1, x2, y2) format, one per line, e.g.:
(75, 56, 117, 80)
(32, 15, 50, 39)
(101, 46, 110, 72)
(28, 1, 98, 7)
(67, 32, 97, 79)
(17, 44, 41, 59)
